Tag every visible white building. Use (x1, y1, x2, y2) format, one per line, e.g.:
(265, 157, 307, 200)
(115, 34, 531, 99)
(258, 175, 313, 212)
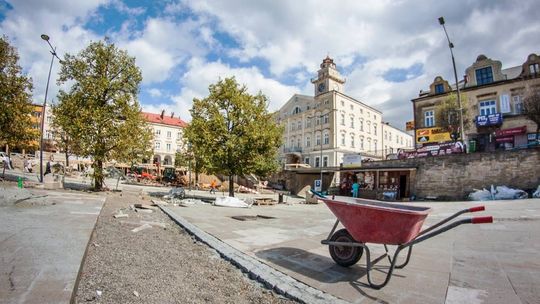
(142, 111, 187, 166)
(277, 56, 413, 168)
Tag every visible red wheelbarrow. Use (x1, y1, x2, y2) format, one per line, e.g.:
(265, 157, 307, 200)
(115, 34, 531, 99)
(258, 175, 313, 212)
(311, 191, 493, 289)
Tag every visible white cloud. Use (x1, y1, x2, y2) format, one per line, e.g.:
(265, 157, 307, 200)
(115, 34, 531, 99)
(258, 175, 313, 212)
(147, 88, 162, 97)
(165, 57, 299, 122)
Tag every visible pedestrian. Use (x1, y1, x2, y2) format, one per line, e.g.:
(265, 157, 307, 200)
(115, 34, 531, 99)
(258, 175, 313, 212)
(352, 180, 360, 198)
(27, 159, 33, 173)
(23, 157, 29, 173)
(45, 160, 51, 176)
(210, 179, 217, 194)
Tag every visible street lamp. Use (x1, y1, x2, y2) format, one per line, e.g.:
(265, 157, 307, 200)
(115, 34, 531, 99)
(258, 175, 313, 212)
(39, 34, 61, 182)
(438, 17, 466, 146)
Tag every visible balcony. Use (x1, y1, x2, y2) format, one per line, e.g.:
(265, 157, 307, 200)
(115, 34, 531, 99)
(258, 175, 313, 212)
(284, 147, 303, 153)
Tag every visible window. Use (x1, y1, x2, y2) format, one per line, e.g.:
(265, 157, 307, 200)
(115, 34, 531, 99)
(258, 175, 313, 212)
(360, 136, 364, 149)
(424, 110, 434, 127)
(340, 114, 345, 126)
(290, 123, 295, 131)
(529, 63, 539, 75)
(323, 133, 329, 145)
(306, 118, 312, 128)
(304, 157, 310, 165)
(367, 121, 371, 133)
(323, 114, 329, 124)
(396, 136, 399, 144)
(323, 156, 328, 167)
(316, 134, 321, 146)
(389, 133, 392, 141)
(316, 116, 320, 126)
(166, 143, 171, 151)
(167, 131, 171, 138)
(360, 119, 364, 131)
(367, 138, 371, 151)
(373, 114, 376, 120)
(155, 130, 161, 136)
(360, 108, 363, 114)
(350, 117, 354, 128)
(293, 106, 301, 114)
(435, 83, 444, 94)
(47, 116, 52, 123)
(177, 132, 181, 139)
(384, 131, 388, 140)
(324, 100, 330, 105)
(350, 104, 354, 110)
(351, 134, 355, 148)
(373, 123, 377, 135)
(341, 133, 346, 146)
(297, 138, 301, 147)
(306, 136, 311, 147)
(479, 100, 496, 116)
(374, 140, 378, 152)
(513, 96, 524, 114)
(341, 100, 344, 107)
(155, 142, 160, 149)
(475, 66, 493, 85)
(315, 157, 320, 168)
(400, 137, 403, 145)
(297, 121, 302, 130)
(290, 139, 294, 148)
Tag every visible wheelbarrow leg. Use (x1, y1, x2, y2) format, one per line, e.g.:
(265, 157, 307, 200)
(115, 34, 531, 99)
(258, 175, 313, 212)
(363, 245, 406, 289)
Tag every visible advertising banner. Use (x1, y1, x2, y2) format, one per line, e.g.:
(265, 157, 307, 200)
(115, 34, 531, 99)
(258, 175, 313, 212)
(495, 126, 526, 137)
(398, 142, 464, 159)
(342, 153, 362, 168)
(415, 127, 452, 143)
(476, 113, 503, 127)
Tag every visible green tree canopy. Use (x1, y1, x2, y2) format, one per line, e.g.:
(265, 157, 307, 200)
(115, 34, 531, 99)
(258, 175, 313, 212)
(0, 36, 37, 152)
(523, 87, 540, 134)
(435, 92, 469, 140)
(184, 77, 283, 196)
(54, 39, 152, 190)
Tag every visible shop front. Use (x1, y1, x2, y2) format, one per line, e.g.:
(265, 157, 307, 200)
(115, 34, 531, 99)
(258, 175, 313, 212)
(338, 167, 416, 201)
(494, 125, 528, 150)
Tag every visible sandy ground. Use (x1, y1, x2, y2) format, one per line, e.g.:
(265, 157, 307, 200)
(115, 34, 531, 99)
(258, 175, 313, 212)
(74, 190, 296, 304)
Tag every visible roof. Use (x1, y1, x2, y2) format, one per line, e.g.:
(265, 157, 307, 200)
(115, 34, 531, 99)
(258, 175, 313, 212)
(142, 112, 188, 128)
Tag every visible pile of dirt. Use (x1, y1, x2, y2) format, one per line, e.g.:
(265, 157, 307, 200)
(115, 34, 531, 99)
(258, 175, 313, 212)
(75, 190, 296, 304)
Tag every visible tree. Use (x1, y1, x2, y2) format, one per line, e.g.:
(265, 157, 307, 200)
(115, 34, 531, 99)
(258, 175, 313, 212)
(0, 36, 37, 154)
(184, 77, 283, 197)
(435, 93, 469, 140)
(55, 39, 151, 190)
(523, 87, 540, 134)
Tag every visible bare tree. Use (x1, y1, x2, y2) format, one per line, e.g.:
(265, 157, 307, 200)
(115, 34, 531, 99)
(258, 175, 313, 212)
(523, 87, 540, 134)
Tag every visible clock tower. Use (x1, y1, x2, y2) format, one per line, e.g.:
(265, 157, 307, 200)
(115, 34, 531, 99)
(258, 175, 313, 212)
(311, 56, 346, 96)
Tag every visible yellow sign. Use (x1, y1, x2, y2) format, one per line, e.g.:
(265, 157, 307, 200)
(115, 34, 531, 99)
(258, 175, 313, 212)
(416, 127, 452, 143)
(405, 121, 415, 131)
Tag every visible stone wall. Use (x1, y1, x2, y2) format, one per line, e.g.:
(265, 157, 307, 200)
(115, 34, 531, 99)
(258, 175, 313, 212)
(363, 147, 540, 199)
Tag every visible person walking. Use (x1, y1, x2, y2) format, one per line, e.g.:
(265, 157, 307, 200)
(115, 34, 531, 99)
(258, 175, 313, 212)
(210, 179, 217, 194)
(352, 176, 360, 198)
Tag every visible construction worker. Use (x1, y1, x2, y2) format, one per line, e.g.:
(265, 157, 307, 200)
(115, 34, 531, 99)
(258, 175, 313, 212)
(210, 179, 217, 194)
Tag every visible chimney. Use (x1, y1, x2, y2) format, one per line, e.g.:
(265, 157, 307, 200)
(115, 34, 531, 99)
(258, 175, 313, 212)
(160, 110, 165, 119)
(170, 112, 174, 118)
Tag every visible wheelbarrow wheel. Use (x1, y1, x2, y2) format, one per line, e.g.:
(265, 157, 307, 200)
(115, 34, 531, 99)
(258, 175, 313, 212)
(329, 229, 363, 267)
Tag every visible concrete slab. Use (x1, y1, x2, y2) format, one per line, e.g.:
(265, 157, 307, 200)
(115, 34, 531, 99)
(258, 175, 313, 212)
(0, 188, 105, 304)
(166, 198, 540, 303)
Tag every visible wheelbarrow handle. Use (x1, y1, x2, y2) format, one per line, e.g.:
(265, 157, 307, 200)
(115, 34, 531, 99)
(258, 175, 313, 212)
(469, 206, 485, 212)
(471, 216, 493, 224)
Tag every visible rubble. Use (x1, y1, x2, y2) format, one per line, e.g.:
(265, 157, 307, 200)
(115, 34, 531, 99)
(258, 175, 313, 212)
(214, 196, 252, 208)
(131, 223, 152, 233)
(469, 185, 529, 201)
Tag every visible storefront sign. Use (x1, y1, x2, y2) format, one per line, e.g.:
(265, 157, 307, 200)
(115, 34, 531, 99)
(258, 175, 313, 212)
(342, 153, 362, 168)
(527, 133, 539, 141)
(405, 120, 415, 131)
(500, 94, 511, 113)
(398, 142, 464, 159)
(495, 126, 526, 137)
(476, 113, 502, 127)
(495, 136, 513, 143)
(415, 127, 452, 144)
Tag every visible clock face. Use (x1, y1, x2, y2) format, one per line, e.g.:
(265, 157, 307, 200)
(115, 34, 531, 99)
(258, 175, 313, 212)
(318, 83, 325, 92)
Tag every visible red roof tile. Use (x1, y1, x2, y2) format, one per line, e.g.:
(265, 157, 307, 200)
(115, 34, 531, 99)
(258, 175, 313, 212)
(142, 112, 188, 128)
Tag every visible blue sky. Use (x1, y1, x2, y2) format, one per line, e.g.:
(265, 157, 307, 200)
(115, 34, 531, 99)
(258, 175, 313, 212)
(2, 0, 540, 129)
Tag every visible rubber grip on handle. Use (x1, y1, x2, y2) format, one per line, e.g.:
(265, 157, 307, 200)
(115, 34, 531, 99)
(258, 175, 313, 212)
(469, 206, 485, 212)
(472, 216, 493, 224)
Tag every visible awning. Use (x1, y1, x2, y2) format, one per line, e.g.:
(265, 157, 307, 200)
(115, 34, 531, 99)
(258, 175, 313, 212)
(495, 136, 514, 143)
(496, 126, 526, 137)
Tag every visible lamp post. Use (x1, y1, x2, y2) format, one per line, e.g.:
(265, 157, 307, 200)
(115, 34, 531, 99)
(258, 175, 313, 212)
(438, 17, 466, 145)
(39, 34, 61, 182)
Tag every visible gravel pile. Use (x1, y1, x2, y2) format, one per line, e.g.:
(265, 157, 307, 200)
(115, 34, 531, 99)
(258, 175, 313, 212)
(75, 191, 296, 304)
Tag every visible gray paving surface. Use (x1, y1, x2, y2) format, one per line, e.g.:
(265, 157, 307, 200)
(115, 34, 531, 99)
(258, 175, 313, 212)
(0, 186, 105, 304)
(166, 197, 540, 304)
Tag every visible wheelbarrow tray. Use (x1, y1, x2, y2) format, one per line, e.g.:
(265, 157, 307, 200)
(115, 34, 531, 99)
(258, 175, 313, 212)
(319, 196, 431, 245)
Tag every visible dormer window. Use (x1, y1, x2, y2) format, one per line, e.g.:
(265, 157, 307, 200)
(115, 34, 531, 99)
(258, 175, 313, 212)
(475, 66, 493, 85)
(292, 106, 302, 115)
(434, 83, 444, 94)
(530, 63, 539, 76)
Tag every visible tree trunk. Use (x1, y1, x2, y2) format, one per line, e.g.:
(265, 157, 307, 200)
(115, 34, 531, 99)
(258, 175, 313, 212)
(65, 151, 69, 170)
(94, 159, 104, 191)
(228, 175, 234, 197)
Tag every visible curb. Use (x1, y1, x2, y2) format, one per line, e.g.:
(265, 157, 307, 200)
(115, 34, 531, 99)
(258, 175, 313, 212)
(159, 206, 349, 304)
